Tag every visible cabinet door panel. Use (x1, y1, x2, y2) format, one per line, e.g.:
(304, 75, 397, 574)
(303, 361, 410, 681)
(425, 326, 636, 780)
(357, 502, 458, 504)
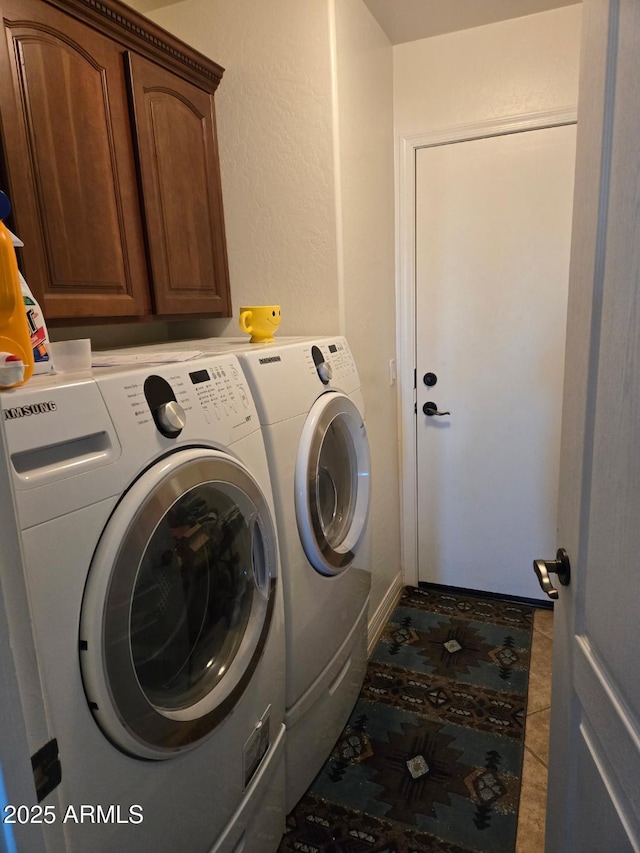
(0, 0, 150, 318)
(126, 52, 231, 317)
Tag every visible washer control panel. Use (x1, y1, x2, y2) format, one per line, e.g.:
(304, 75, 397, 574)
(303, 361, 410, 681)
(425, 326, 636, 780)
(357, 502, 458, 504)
(96, 355, 254, 442)
(1, 354, 258, 529)
(187, 359, 251, 426)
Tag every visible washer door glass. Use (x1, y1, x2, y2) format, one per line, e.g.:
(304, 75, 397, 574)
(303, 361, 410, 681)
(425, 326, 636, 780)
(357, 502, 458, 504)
(295, 392, 371, 576)
(131, 481, 260, 711)
(80, 448, 277, 760)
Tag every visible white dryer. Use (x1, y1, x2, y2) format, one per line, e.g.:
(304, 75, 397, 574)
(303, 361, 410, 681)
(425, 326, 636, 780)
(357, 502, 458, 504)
(237, 337, 371, 811)
(1, 354, 285, 852)
(122, 337, 373, 811)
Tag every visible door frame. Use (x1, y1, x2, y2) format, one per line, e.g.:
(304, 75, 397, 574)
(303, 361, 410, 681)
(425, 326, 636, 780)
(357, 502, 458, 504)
(396, 106, 577, 587)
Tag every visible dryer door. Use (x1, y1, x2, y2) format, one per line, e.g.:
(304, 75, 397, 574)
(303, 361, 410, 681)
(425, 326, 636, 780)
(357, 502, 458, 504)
(79, 447, 277, 760)
(295, 391, 371, 576)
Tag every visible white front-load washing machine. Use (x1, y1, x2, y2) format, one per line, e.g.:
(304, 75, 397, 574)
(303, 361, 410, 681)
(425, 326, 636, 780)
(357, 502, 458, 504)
(111, 337, 373, 812)
(1, 354, 286, 852)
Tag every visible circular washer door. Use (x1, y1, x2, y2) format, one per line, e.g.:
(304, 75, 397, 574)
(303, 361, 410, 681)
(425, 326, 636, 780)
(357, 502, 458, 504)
(295, 391, 371, 576)
(79, 447, 277, 760)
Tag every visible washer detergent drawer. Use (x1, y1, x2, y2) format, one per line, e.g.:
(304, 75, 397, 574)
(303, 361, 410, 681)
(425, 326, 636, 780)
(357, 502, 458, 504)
(3, 378, 122, 528)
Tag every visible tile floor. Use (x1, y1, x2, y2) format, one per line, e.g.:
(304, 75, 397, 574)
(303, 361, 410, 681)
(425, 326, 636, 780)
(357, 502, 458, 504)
(515, 607, 554, 853)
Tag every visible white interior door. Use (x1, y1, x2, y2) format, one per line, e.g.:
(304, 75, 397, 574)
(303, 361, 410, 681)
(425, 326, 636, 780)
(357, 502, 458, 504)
(546, 0, 640, 848)
(415, 125, 576, 599)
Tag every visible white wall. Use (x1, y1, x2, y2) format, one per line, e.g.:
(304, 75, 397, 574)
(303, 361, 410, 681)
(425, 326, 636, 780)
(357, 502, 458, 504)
(149, 0, 340, 340)
(332, 0, 401, 625)
(395, 5, 582, 136)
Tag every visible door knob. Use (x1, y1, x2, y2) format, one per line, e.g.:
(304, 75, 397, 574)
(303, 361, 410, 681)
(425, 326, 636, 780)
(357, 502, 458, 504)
(533, 548, 571, 600)
(423, 401, 450, 417)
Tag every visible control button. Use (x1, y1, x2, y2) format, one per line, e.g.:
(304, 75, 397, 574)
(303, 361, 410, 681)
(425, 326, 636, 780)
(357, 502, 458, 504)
(155, 400, 186, 438)
(317, 361, 333, 383)
(203, 407, 212, 424)
(238, 386, 249, 408)
(213, 403, 221, 420)
(311, 344, 333, 385)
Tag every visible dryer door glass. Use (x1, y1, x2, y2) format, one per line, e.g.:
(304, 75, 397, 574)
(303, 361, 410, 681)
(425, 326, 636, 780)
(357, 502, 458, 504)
(79, 449, 277, 760)
(295, 392, 371, 576)
(317, 416, 357, 548)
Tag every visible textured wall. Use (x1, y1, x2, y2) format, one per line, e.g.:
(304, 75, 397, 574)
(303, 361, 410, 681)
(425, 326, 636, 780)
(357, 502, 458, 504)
(332, 0, 401, 619)
(394, 5, 583, 136)
(150, 0, 341, 340)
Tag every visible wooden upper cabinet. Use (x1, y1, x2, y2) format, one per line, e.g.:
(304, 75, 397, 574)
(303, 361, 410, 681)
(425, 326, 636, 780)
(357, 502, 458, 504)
(0, 0, 150, 319)
(0, 0, 230, 322)
(126, 53, 230, 317)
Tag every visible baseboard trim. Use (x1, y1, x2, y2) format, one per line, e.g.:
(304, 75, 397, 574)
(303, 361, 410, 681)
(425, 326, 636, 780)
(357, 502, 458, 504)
(367, 572, 405, 657)
(417, 580, 554, 610)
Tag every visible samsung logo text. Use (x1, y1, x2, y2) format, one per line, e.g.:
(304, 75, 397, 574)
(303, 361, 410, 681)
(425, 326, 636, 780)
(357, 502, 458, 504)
(3, 401, 58, 420)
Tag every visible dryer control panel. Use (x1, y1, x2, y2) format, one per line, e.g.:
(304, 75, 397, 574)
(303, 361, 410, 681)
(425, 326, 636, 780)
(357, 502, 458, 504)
(304, 338, 357, 386)
(239, 336, 363, 425)
(319, 340, 357, 383)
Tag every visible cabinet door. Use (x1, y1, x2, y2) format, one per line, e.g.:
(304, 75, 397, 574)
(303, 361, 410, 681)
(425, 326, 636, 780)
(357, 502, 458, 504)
(0, 0, 151, 319)
(126, 53, 231, 317)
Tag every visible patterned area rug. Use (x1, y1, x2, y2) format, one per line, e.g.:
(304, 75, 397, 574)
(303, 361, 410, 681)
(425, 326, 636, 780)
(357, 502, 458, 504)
(278, 585, 534, 853)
